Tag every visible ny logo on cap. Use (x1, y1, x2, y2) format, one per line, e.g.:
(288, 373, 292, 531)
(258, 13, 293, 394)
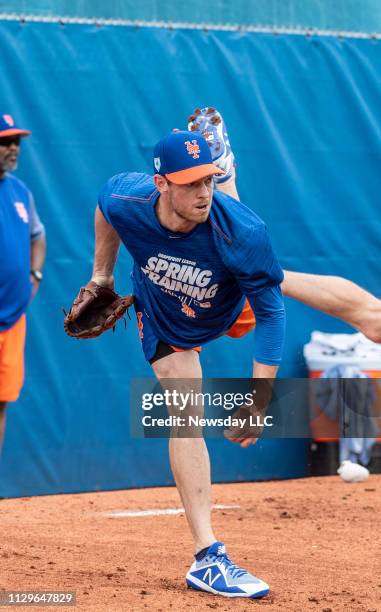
(185, 140, 200, 159)
(3, 115, 14, 127)
(154, 157, 161, 172)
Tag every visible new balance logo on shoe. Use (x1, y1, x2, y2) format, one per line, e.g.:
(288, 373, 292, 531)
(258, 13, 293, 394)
(203, 568, 222, 587)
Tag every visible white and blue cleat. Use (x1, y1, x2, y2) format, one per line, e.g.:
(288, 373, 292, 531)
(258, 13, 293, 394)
(188, 107, 235, 183)
(186, 541, 270, 599)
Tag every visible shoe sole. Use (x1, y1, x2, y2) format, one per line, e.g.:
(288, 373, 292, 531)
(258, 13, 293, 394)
(187, 106, 234, 184)
(188, 107, 222, 132)
(186, 575, 270, 599)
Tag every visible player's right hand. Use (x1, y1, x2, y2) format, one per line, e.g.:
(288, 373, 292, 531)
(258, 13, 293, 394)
(224, 405, 264, 448)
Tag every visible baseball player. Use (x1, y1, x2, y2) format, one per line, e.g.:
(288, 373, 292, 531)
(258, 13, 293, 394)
(0, 113, 46, 455)
(67, 128, 285, 599)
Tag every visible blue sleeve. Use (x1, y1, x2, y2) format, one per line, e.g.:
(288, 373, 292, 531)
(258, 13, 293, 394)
(229, 223, 285, 366)
(29, 192, 45, 240)
(97, 175, 121, 224)
(248, 286, 285, 366)
(97, 172, 154, 231)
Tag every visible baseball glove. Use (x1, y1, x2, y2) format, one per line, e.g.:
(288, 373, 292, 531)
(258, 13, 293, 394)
(63, 281, 134, 339)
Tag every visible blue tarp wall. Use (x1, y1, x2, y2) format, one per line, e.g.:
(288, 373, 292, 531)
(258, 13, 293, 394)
(1, 17, 380, 496)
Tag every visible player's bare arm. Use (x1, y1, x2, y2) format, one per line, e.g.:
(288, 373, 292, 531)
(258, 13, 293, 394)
(30, 233, 46, 297)
(63, 207, 133, 339)
(253, 362, 278, 379)
(91, 205, 121, 288)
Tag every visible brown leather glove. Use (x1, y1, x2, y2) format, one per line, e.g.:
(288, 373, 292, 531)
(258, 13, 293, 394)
(63, 281, 134, 339)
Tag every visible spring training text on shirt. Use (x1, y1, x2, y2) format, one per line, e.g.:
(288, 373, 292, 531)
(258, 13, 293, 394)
(141, 255, 219, 300)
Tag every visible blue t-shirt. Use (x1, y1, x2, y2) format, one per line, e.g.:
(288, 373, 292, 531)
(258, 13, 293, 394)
(98, 172, 285, 365)
(0, 174, 44, 330)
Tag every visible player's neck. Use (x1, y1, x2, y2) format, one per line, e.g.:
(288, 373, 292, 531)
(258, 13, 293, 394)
(155, 196, 196, 234)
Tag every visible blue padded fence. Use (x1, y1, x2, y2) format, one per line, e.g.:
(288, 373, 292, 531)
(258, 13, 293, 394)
(1, 19, 380, 495)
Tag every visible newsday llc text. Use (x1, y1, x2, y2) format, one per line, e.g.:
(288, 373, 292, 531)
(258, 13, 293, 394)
(141, 414, 273, 428)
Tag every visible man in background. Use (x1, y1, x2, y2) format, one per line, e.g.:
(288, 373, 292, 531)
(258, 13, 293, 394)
(0, 113, 46, 454)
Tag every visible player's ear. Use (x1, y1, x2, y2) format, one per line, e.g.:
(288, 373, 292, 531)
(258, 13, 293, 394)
(154, 174, 170, 193)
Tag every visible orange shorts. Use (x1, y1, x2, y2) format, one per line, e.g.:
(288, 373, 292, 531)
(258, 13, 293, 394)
(170, 299, 256, 353)
(0, 314, 26, 402)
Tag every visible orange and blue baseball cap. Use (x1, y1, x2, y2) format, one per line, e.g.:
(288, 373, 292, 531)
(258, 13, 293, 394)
(0, 113, 31, 138)
(153, 130, 224, 185)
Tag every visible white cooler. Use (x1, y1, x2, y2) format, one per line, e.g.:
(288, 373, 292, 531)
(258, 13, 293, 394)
(303, 331, 381, 440)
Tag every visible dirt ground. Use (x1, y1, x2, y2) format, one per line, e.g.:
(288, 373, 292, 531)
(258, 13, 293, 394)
(0, 476, 380, 612)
